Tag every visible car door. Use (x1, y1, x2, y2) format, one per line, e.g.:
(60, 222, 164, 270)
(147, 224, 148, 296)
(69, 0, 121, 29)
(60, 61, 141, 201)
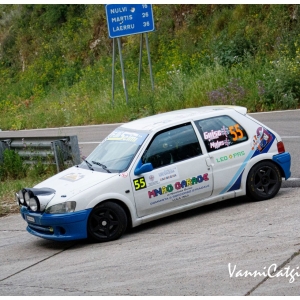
(194, 114, 250, 196)
(130, 122, 213, 217)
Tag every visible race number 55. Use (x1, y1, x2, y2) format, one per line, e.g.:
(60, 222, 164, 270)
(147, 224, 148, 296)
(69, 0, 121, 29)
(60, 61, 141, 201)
(133, 177, 147, 191)
(229, 124, 244, 141)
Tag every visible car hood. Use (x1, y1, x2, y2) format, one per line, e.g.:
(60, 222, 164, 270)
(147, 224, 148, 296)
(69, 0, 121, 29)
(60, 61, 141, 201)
(34, 166, 117, 202)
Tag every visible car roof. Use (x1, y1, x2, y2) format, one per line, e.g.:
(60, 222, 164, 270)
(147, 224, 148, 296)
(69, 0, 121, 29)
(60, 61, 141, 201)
(120, 105, 247, 132)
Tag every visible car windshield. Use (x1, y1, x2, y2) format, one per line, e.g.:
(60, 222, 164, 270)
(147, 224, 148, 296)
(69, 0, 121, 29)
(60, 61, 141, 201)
(82, 129, 148, 173)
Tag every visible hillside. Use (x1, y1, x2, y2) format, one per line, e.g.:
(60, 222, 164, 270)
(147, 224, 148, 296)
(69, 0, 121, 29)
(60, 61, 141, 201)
(0, 4, 299, 130)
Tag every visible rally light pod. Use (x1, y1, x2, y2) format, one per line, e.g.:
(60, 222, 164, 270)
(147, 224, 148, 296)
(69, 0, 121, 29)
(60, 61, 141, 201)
(17, 187, 56, 212)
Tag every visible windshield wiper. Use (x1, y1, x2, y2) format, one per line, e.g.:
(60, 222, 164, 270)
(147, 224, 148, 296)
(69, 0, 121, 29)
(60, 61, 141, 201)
(92, 161, 111, 173)
(83, 159, 94, 171)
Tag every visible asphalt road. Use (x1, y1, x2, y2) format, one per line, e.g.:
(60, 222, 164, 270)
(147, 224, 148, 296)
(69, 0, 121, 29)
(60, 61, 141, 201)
(0, 109, 300, 296)
(1, 188, 300, 295)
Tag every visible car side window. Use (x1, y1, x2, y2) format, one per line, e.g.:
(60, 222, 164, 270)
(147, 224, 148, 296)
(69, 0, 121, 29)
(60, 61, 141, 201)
(195, 115, 248, 153)
(142, 123, 202, 169)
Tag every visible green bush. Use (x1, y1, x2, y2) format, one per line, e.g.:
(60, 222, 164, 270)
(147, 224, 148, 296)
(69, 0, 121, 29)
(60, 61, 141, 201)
(256, 58, 299, 110)
(0, 149, 26, 180)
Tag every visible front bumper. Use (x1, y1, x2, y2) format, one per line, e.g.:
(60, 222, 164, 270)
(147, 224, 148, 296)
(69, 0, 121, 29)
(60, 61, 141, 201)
(20, 206, 92, 241)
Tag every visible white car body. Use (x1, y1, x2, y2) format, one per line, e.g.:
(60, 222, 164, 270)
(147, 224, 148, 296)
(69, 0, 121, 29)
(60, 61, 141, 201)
(16, 106, 291, 242)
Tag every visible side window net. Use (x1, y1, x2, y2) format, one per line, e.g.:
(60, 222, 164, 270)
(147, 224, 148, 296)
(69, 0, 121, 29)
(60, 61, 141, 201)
(142, 123, 202, 169)
(195, 115, 248, 153)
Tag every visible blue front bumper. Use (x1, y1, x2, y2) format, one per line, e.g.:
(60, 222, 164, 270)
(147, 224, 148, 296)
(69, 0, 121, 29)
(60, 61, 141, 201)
(20, 206, 93, 241)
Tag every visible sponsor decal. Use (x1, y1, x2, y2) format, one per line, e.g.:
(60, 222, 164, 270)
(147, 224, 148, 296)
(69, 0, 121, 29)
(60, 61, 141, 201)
(216, 151, 245, 163)
(251, 127, 273, 152)
(150, 184, 210, 206)
(148, 173, 209, 199)
(145, 166, 179, 187)
(119, 172, 128, 178)
(210, 139, 229, 150)
(106, 129, 148, 145)
(60, 173, 85, 182)
(203, 123, 244, 150)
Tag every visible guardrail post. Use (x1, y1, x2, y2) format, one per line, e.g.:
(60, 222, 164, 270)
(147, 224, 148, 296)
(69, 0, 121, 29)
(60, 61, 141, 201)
(0, 140, 10, 163)
(52, 139, 68, 173)
(68, 136, 81, 165)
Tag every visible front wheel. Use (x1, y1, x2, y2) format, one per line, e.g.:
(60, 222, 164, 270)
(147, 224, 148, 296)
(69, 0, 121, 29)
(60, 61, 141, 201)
(87, 202, 127, 242)
(246, 161, 282, 201)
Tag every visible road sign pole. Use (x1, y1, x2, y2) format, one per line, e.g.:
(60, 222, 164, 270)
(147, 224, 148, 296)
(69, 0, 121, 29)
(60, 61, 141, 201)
(138, 33, 143, 91)
(117, 37, 129, 104)
(112, 38, 116, 105)
(106, 4, 155, 103)
(145, 33, 154, 91)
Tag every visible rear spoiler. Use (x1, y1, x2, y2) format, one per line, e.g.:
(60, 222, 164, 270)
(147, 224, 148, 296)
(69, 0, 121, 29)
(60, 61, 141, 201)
(210, 105, 248, 115)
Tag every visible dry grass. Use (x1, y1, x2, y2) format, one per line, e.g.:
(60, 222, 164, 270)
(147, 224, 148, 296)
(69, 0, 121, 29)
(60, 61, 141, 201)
(0, 177, 46, 217)
(0, 195, 20, 217)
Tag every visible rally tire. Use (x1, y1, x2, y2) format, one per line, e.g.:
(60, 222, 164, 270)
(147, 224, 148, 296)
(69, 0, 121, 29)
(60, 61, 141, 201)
(87, 202, 127, 242)
(246, 161, 282, 201)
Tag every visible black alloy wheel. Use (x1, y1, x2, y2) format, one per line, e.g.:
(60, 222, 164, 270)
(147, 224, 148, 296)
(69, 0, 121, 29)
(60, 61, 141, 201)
(88, 202, 127, 242)
(246, 161, 282, 201)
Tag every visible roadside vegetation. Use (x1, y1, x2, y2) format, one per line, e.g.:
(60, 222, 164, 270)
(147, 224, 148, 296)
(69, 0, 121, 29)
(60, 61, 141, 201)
(0, 4, 299, 215)
(0, 149, 56, 216)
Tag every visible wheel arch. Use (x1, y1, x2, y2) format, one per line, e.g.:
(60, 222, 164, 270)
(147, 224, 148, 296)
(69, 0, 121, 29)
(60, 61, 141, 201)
(246, 158, 285, 183)
(245, 158, 282, 201)
(241, 154, 276, 188)
(86, 192, 137, 226)
(99, 199, 133, 229)
(271, 160, 286, 179)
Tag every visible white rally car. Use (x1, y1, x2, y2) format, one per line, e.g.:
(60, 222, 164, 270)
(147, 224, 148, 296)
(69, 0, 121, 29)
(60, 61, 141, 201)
(16, 106, 291, 242)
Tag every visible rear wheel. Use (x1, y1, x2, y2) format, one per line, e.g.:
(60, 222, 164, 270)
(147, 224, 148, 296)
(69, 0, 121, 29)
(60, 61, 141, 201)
(246, 161, 282, 201)
(88, 202, 127, 242)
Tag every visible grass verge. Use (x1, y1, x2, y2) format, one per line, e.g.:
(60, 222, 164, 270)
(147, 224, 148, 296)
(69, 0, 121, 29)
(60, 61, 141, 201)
(0, 178, 45, 217)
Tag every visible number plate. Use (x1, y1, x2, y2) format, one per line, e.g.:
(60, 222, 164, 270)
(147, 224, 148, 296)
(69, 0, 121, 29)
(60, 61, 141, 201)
(26, 215, 35, 223)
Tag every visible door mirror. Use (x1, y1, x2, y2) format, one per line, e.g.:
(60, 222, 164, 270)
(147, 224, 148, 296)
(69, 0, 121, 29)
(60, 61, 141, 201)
(134, 159, 153, 176)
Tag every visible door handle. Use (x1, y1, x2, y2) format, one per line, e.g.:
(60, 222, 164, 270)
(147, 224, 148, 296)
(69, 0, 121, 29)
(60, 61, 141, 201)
(205, 157, 212, 167)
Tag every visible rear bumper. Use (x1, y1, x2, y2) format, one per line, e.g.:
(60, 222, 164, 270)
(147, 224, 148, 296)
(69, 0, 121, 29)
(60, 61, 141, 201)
(273, 152, 291, 180)
(20, 206, 92, 241)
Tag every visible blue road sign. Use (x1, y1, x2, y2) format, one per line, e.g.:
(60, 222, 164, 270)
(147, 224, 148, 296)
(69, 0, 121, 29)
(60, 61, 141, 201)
(106, 4, 155, 38)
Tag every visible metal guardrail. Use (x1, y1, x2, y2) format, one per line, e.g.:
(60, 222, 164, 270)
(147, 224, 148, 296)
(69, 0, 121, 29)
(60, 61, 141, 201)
(0, 136, 81, 173)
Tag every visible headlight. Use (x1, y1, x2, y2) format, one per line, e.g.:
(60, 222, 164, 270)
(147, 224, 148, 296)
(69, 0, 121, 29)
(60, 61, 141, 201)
(24, 192, 30, 206)
(45, 201, 76, 214)
(15, 192, 21, 205)
(29, 197, 39, 212)
(18, 190, 24, 204)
